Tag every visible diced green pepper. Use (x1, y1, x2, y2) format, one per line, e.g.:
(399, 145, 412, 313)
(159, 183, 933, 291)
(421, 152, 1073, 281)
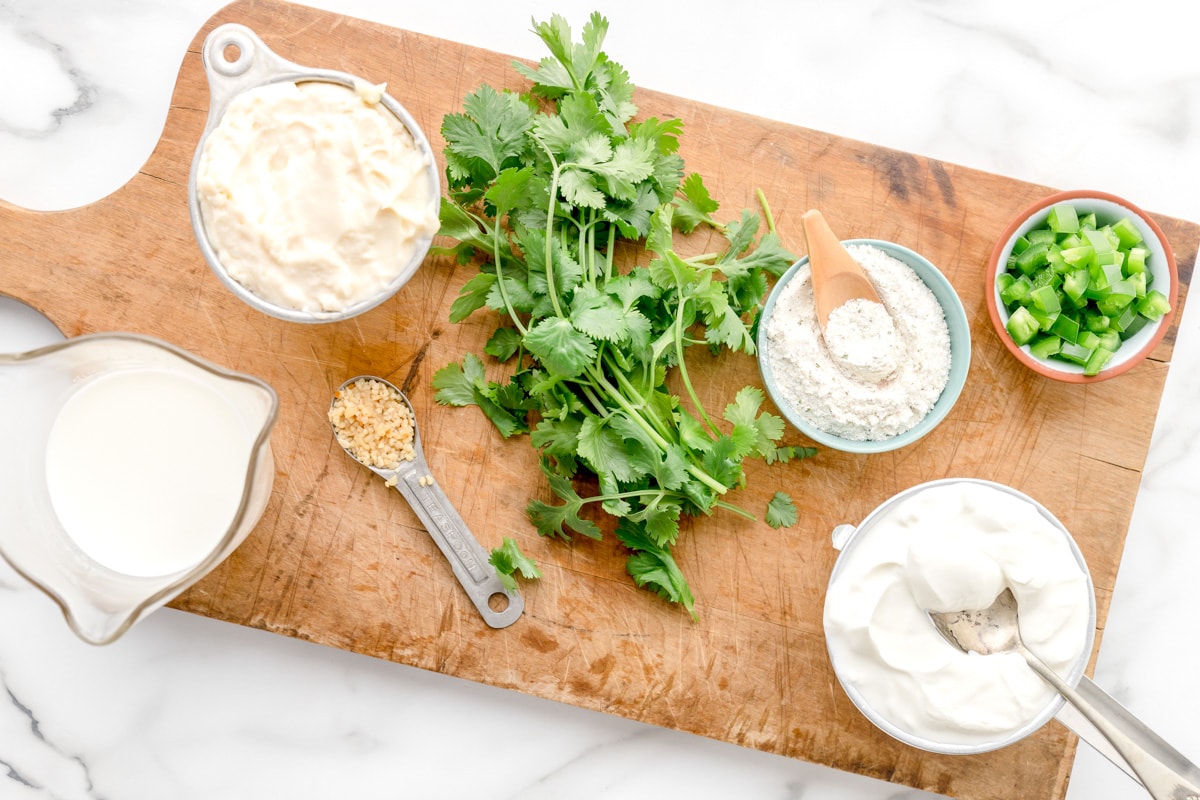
(1120, 314, 1150, 340)
(1084, 347, 1114, 376)
(1083, 227, 1115, 254)
(1137, 289, 1171, 322)
(1000, 202, 1164, 366)
(1125, 246, 1148, 275)
(1047, 204, 1080, 234)
(1028, 306, 1059, 331)
(1049, 313, 1080, 344)
(1057, 341, 1095, 365)
(1128, 271, 1147, 299)
(1112, 217, 1144, 248)
(1096, 330, 1121, 352)
(1096, 285, 1136, 317)
(1031, 266, 1058, 289)
(1030, 285, 1061, 314)
(1062, 269, 1089, 303)
(1006, 306, 1040, 346)
(1030, 334, 1062, 360)
(1060, 245, 1095, 268)
(1000, 274, 1034, 307)
(1112, 304, 1139, 334)
(1084, 311, 1111, 333)
(1015, 241, 1050, 275)
(1027, 228, 1057, 245)
(1046, 246, 1070, 273)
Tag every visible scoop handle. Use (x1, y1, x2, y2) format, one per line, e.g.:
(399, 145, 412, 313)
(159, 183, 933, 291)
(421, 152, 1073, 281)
(1025, 650, 1200, 799)
(391, 452, 524, 629)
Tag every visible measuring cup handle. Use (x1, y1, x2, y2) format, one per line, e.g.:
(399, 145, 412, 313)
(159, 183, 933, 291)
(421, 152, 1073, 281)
(392, 459, 524, 628)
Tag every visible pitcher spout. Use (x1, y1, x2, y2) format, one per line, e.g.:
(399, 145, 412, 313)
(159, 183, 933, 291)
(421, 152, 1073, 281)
(0, 332, 278, 645)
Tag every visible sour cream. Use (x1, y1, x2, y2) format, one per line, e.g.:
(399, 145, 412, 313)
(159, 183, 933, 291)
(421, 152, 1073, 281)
(823, 481, 1093, 748)
(196, 80, 439, 313)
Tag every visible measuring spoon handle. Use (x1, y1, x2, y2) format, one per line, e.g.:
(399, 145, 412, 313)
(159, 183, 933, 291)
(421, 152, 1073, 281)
(392, 454, 523, 628)
(1026, 650, 1200, 800)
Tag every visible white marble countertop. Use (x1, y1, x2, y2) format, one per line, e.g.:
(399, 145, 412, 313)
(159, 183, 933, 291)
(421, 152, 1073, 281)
(2, 1, 1198, 798)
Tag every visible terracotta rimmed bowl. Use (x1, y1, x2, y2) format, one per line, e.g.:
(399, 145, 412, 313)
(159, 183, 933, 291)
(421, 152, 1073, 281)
(986, 190, 1178, 382)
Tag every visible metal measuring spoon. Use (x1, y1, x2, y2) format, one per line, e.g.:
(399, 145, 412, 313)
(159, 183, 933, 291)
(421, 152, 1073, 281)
(329, 376, 523, 628)
(929, 588, 1200, 799)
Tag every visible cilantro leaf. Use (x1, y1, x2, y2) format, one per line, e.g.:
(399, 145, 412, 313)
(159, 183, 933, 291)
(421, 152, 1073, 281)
(431, 356, 528, 437)
(489, 537, 542, 592)
(441, 85, 534, 185)
(484, 327, 522, 361)
(617, 519, 695, 617)
(485, 167, 535, 218)
(527, 465, 602, 540)
(449, 273, 496, 324)
(764, 444, 819, 465)
(723, 387, 786, 458)
(766, 492, 798, 529)
(570, 285, 628, 343)
(523, 317, 596, 379)
(673, 173, 719, 233)
(431, 354, 486, 407)
(576, 415, 641, 483)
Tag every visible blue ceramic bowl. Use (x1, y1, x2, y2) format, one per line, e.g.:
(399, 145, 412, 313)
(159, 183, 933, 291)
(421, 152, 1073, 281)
(756, 238, 970, 454)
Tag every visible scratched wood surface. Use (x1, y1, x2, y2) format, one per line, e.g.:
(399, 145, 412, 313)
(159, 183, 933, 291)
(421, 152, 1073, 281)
(0, 2, 1195, 798)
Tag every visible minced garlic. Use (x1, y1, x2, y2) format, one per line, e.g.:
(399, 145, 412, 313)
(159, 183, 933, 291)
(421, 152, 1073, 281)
(329, 378, 416, 470)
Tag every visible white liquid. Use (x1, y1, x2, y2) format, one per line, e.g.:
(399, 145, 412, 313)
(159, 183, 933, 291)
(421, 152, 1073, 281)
(45, 369, 255, 577)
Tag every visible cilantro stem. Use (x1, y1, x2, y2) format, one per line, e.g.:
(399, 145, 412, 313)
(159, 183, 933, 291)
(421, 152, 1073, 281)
(605, 357, 672, 441)
(713, 500, 756, 521)
(579, 382, 610, 418)
(673, 292, 719, 435)
(584, 363, 728, 496)
(530, 136, 568, 320)
(544, 168, 566, 318)
(577, 487, 675, 505)
(491, 221, 528, 336)
(756, 188, 778, 235)
(604, 225, 616, 282)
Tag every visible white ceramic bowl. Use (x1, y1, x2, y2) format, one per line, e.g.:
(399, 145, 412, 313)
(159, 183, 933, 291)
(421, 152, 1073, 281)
(757, 239, 970, 454)
(823, 478, 1097, 754)
(986, 190, 1178, 382)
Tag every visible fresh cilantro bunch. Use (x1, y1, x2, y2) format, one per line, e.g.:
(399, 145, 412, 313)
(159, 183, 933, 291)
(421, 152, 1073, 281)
(432, 12, 813, 616)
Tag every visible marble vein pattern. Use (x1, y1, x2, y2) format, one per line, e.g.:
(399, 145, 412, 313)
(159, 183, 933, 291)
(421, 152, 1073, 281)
(1, 0, 1198, 798)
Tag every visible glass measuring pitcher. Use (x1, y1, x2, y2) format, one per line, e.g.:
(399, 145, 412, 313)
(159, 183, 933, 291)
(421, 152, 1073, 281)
(0, 332, 278, 645)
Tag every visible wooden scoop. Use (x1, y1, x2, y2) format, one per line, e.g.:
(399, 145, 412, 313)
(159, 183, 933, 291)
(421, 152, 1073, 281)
(802, 209, 882, 329)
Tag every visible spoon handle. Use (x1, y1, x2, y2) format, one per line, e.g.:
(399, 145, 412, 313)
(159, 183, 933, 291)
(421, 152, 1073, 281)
(392, 452, 524, 629)
(1024, 650, 1200, 799)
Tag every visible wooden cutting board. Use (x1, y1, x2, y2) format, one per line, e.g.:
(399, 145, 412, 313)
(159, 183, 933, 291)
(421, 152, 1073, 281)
(2, 2, 1195, 797)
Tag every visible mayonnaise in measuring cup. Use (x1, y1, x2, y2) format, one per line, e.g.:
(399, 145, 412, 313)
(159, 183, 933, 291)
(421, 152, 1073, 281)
(823, 481, 1092, 748)
(195, 80, 439, 313)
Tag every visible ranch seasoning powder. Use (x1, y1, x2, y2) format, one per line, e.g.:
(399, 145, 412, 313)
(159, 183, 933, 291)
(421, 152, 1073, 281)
(764, 243, 951, 441)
